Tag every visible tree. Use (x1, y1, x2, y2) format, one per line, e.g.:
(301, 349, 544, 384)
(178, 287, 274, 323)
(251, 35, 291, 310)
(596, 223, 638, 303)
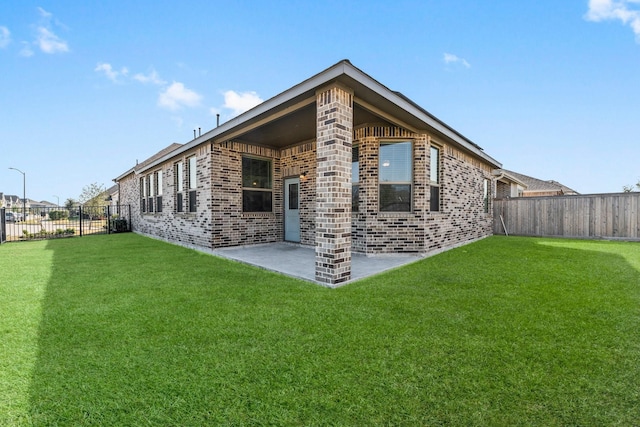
(79, 183, 109, 220)
(64, 198, 76, 210)
(622, 179, 640, 193)
(79, 182, 108, 206)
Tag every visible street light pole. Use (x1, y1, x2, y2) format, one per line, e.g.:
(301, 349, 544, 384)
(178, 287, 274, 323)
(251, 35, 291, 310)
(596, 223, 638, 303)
(53, 195, 59, 208)
(8, 167, 26, 222)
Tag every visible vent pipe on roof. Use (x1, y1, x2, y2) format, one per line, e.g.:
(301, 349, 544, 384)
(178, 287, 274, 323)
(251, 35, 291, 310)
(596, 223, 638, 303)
(216, 114, 220, 127)
(198, 127, 201, 137)
(193, 129, 196, 139)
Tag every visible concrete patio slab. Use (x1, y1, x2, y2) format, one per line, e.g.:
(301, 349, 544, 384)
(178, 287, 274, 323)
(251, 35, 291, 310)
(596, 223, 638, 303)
(212, 242, 424, 286)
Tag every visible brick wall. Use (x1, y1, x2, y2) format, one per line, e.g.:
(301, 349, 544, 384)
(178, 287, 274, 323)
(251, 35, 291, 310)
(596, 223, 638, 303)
(212, 142, 282, 247)
(315, 85, 353, 284)
(351, 126, 493, 254)
(121, 147, 215, 250)
(429, 144, 493, 251)
(496, 181, 511, 199)
(120, 125, 494, 262)
(280, 142, 316, 245)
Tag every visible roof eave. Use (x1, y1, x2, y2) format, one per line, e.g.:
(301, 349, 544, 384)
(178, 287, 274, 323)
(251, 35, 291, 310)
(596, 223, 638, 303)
(114, 166, 136, 182)
(493, 169, 528, 187)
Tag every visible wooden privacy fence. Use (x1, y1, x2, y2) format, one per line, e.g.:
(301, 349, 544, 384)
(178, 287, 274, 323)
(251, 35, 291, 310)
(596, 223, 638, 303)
(493, 193, 640, 240)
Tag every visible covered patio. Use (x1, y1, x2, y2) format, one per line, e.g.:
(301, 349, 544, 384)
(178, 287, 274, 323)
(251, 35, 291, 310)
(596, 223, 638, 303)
(212, 242, 424, 287)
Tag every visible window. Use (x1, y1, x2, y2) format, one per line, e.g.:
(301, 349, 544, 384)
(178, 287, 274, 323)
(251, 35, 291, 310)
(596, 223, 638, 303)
(352, 145, 359, 212)
(483, 179, 490, 213)
(175, 162, 184, 212)
(147, 173, 154, 212)
(430, 146, 440, 212)
(140, 177, 146, 213)
(188, 156, 197, 212)
(242, 156, 272, 212)
(288, 183, 299, 209)
(379, 141, 412, 212)
(155, 170, 163, 213)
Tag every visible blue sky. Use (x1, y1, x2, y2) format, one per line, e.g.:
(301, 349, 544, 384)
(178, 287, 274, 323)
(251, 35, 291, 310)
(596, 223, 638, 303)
(1, 0, 639, 203)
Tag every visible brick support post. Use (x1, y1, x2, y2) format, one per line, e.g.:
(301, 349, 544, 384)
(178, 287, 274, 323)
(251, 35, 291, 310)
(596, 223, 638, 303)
(315, 84, 353, 285)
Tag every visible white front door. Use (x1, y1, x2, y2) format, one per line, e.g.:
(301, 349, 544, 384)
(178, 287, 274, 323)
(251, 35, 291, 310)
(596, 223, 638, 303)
(284, 177, 300, 242)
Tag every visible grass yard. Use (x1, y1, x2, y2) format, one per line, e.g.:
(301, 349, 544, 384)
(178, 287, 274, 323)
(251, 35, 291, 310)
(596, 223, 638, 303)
(1, 234, 639, 425)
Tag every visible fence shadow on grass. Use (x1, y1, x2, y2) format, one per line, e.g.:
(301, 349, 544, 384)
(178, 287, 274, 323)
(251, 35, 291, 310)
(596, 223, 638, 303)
(26, 235, 640, 425)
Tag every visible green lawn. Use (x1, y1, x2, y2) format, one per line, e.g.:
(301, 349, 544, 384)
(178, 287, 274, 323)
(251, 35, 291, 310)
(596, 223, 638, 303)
(1, 234, 639, 426)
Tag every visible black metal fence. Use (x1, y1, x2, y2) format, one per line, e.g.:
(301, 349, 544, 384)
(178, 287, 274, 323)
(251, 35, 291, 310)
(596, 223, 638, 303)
(1, 205, 131, 243)
(1, 208, 6, 244)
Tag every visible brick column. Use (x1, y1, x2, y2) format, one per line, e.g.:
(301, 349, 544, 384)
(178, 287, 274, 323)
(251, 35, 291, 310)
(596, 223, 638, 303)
(315, 84, 353, 285)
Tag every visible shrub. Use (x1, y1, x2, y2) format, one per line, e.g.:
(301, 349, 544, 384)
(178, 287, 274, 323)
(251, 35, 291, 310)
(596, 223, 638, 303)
(49, 210, 69, 221)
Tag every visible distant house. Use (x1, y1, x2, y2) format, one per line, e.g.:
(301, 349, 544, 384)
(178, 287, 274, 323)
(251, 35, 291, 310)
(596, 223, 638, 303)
(0, 193, 22, 209)
(494, 170, 528, 198)
(29, 200, 57, 209)
(497, 169, 578, 197)
(115, 60, 509, 285)
(106, 184, 120, 207)
(0, 194, 56, 220)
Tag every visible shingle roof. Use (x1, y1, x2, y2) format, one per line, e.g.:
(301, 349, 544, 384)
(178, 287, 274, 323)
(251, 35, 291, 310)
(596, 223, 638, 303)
(114, 142, 183, 181)
(0, 194, 21, 203)
(135, 143, 183, 171)
(502, 169, 578, 195)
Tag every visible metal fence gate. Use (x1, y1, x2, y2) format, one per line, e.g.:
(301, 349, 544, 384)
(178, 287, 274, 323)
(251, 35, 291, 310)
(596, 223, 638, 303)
(1, 205, 131, 243)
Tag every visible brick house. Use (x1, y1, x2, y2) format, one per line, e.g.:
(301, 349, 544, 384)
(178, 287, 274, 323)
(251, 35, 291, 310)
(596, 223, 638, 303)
(115, 60, 505, 285)
(494, 170, 528, 198)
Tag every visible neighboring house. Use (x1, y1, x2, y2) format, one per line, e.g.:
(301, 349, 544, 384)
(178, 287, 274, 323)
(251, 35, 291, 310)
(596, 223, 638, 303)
(1, 196, 56, 219)
(494, 170, 528, 198)
(498, 169, 578, 197)
(2, 194, 61, 210)
(0, 193, 22, 209)
(116, 60, 507, 285)
(106, 184, 120, 207)
(29, 200, 57, 209)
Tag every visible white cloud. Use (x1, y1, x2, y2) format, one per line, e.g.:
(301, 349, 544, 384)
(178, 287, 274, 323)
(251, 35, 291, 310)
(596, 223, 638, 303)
(31, 8, 69, 54)
(36, 26, 69, 53)
(95, 63, 165, 85)
(37, 7, 52, 19)
(222, 90, 263, 116)
(585, 0, 640, 42)
(158, 82, 202, 110)
(94, 63, 129, 82)
(0, 26, 10, 48)
(443, 53, 471, 68)
(92, 62, 202, 114)
(133, 69, 166, 85)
